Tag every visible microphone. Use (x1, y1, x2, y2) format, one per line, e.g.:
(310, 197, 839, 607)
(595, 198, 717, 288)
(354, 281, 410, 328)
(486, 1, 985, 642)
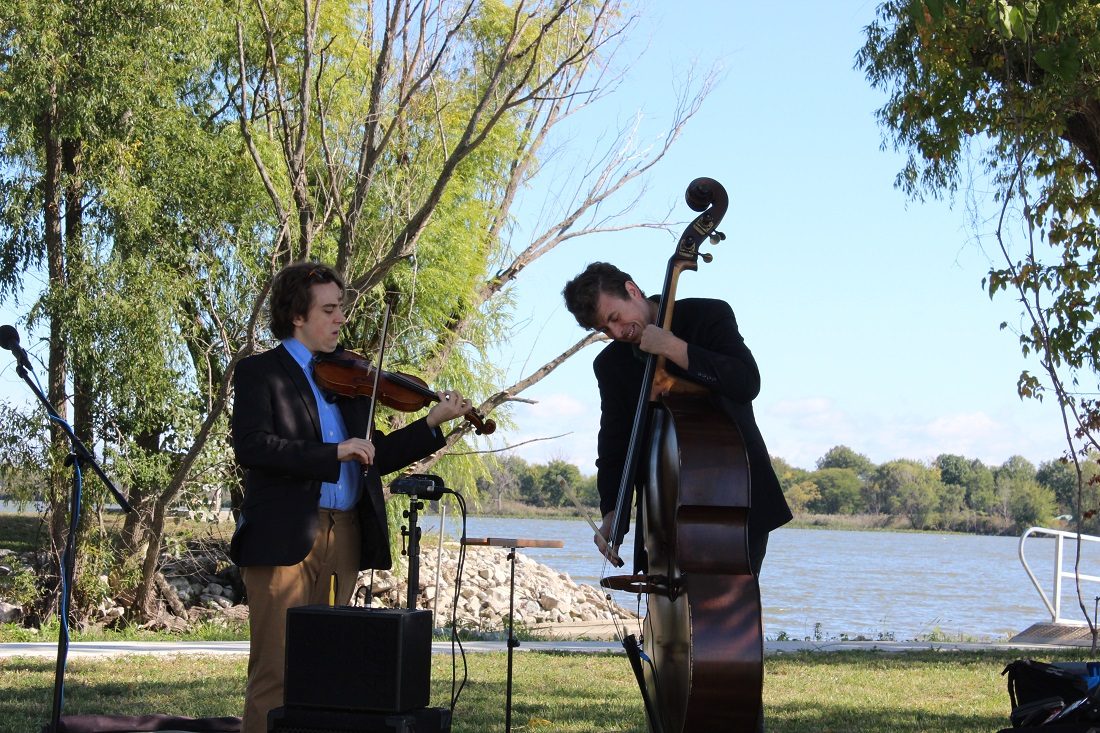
(390, 473, 448, 501)
(0, 325, 32, 370)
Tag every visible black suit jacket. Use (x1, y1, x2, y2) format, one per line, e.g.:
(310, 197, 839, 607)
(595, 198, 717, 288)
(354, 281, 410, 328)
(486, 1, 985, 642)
(229, 344, 444, 570)
(594, 298, 792, 550)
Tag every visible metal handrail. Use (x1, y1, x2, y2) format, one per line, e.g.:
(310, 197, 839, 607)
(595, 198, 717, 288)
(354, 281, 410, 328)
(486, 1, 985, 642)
(1019, 526, 1100, 624)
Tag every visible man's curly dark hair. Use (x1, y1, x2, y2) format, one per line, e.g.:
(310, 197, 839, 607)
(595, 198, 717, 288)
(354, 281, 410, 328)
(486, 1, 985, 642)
(561, 262, 642, 330)
(268, 262, 345, 340)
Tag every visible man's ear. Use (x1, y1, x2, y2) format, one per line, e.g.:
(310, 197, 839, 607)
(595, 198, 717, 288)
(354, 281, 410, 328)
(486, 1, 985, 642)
(625, 280, 642, 299)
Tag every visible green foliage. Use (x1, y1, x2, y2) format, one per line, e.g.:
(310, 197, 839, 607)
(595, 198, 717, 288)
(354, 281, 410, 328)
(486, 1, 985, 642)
(873, 459, 941, 528)
(1035, 453, 1100, 530)
(1037, 456, 1080, 510)
(807, 467, 864, 515)
(0, 403, 49, 506)
(0, 554, 39, 608)
(997, 474, 1056, 530)
(816, 445, 877, 479)
(0, 0, 635, 624)
(936, 454, 996, 513)
(997, 454, 1038, 484)
(859, 0, 1100, 535)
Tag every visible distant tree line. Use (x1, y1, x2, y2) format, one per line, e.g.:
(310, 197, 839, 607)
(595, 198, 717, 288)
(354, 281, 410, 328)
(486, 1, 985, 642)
(476, 456, 599, 512)
(491, 445, 1099, 535)
(774, 445, 1099, 534)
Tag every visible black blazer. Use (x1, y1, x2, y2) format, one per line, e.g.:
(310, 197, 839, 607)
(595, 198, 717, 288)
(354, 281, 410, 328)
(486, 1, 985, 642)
(229, 344, 444, 570)
(593, 298, 792, 548)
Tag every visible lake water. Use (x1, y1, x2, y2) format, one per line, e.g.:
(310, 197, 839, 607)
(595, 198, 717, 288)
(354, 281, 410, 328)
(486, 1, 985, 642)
(5, 499, 1096, 641)
(417, 514, 1100, 641)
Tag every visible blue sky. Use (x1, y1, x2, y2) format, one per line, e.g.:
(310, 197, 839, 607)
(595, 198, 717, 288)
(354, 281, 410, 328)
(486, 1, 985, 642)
(0, 2, 1072, 474)
(488, 0, 1072, 473)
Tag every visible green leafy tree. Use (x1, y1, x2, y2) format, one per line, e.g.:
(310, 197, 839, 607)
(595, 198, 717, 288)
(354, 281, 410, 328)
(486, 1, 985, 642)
(807, 467, 863, 515)
(1, 0, 712, 624)
(772, 456, 810, 486)
(935, 454, 996, 514)
(816, 445, 876, 479)
(1038, 458, 1080, 513)
(1003, 476, 1057, 531)
(538, 459, 584, 509)
(872, 459, 943, 528)
(936, 454, 972, 488)
(575, 473, 599, 508)
(859, 0, 1100, 555)
(0, 0, 254, 620)
(772, 456, 815, 515)
(784, 481, 819, 516)
(997, 455, 1038, 484)
(517, 462, 546, 506)
(1037, 453, 1100, 531)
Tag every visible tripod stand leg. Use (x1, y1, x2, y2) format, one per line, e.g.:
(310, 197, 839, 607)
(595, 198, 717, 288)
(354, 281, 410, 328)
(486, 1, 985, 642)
(49, 453, 84, 732)
(505, 548, 518, 733)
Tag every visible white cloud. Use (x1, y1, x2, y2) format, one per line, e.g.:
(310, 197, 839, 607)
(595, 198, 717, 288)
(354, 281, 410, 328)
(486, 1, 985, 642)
(489, 390, 600, 472)
(760, 396, 1070, 470)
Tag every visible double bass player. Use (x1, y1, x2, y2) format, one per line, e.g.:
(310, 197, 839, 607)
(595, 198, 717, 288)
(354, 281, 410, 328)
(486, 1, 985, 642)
(562, 261, 792, 729)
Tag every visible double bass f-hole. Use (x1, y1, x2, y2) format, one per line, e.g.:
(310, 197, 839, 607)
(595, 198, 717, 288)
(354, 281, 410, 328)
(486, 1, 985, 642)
(599, 177, 762, 733)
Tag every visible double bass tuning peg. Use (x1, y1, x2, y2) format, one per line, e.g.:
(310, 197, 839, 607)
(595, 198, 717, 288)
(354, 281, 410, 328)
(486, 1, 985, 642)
(701, 253, 713, 263)
(709, 230, 726, 245)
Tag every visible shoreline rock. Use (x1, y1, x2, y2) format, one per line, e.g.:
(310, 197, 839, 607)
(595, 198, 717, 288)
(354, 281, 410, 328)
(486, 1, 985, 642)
(364, 544, 637, 631)
(0, 542, 638, 635)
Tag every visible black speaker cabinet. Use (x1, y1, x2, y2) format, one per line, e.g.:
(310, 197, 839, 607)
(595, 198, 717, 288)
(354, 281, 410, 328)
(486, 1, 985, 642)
(284, 606, 432, 713)
(268, 705, 451, 733)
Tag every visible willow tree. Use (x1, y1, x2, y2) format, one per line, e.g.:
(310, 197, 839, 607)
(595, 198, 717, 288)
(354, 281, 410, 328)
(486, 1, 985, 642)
(0, 0, 267, 621)
(0, 0, 708, 625)
(859, 0, 1100, 639)
(225, 0, 707, 482)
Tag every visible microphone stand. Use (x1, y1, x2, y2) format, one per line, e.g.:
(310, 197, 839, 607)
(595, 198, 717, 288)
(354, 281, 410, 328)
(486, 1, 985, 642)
(401, 494, 425, 610)
(395, 474, 448, 612)
(8, 356, 133, 733)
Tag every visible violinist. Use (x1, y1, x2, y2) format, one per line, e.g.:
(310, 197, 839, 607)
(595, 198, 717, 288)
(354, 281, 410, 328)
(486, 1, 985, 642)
(229, 262, 469, 733)
(561, 261, 792, 576)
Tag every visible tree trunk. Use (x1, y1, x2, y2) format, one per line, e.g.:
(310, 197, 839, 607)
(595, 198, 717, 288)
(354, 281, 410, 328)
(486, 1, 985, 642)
(40, 93, 70, 621)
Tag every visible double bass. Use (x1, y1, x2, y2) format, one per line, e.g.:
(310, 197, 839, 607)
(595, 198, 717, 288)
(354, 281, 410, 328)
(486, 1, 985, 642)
(601, 178, 763, 731)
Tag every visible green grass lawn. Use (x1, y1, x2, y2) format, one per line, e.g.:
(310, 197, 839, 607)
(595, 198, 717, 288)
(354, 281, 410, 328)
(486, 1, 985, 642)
(1, 647, 1084, 733)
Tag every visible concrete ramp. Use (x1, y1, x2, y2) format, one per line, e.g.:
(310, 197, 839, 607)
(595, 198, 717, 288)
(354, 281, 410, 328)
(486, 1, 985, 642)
(1011, 622, 1097, 647)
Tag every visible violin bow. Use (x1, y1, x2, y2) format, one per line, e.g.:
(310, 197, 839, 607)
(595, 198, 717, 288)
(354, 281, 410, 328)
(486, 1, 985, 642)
(557, 477, 623, 567)
(363, 292, 396, 438)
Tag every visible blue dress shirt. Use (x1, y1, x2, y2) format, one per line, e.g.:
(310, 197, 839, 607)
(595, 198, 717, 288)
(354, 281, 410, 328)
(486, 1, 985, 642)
(283, 338, 360, 510)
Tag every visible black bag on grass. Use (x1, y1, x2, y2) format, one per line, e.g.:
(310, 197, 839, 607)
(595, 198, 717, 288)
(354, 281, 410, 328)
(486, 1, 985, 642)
(1002, 659, 1100, 728)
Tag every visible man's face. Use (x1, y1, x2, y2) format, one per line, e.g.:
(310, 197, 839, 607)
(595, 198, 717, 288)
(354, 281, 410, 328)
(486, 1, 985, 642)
(591, 281, 652, 343)
(292, 281, 346, 354)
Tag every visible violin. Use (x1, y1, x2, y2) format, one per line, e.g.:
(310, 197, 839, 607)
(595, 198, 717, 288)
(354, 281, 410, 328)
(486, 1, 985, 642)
(312, 349, 497, 435)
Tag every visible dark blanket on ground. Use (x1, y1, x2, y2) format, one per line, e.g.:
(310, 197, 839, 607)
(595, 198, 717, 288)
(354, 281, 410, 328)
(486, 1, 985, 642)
(52, 714, 241, 732)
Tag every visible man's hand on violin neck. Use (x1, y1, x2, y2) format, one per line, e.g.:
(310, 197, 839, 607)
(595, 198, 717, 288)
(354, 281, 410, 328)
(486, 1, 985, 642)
(426, 389, 470, 428)
(337, 437, 375, 465)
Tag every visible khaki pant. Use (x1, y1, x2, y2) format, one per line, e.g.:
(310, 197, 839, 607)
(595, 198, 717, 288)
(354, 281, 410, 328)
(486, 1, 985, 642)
(240, 509, 361, 733)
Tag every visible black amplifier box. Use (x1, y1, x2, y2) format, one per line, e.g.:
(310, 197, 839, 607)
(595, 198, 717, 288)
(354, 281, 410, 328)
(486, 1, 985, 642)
(284, 606, 432, 713)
